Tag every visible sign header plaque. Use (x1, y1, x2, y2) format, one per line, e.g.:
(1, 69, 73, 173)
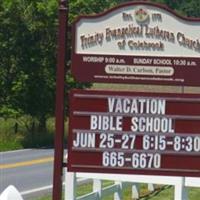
(71, 2, 200, 86)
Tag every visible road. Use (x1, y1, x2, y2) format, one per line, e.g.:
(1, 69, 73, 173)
(0, 149, 59, 199)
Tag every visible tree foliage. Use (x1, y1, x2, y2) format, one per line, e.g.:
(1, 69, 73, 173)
(69, 0, 118, 22)
(0, 0, 58, 130)
(0, 0, 199, 131)
(151, 0, 200, 17)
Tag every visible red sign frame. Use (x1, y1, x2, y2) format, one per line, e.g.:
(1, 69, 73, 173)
(68, 89, 200, 177)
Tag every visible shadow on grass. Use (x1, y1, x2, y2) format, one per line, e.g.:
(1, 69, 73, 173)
(140, 185, 173, 200)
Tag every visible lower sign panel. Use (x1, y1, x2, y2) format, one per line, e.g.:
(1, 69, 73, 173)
(68, 89, 200, 177)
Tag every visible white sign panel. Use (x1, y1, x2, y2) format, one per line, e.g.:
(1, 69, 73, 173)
(75, 4, 200, 57)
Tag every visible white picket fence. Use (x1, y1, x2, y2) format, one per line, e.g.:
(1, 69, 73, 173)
(65, 170, 200, 200)
(65, 172, 143, 200)
(1, 172, 200, 200)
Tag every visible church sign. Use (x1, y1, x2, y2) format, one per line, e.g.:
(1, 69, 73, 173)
(71, 2, 200, 86)
(68, 90, 200, 177)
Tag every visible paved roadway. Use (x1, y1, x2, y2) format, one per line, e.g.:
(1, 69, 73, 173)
(0, 149, 59, 199)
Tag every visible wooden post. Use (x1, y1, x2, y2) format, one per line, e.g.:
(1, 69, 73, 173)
(132, 183, 140, 199)
(174, 177, 188, 200)
(53, 0, 68, 199)
(65, 171, 77, 200)
(93, 179, 102, 199)
(114, 181, 122, 200)
(148, 183, 155, 192)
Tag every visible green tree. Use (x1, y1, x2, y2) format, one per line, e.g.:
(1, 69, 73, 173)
(69, 0, 118, 22)
(0, 0, 92, 134)
(0, 0, 58, 131)
(0, 0, 199, 135)
(152, 0, 200, 17)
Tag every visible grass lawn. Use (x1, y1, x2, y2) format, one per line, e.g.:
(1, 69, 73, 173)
(0, 117, 58, 151)
(140, 186, 200, 200)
